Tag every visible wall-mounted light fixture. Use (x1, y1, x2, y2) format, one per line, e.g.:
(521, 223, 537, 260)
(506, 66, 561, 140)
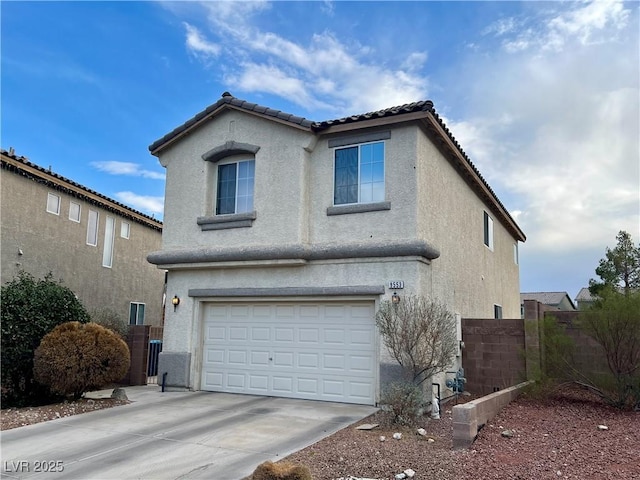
(391, 292, 401, 304)
(172, 295, 180, 312)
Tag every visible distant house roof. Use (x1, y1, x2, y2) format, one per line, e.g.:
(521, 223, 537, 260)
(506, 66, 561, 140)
(1, 148, 163, 232)
(149, 93, 525, 243)
(575, 287, 596, 302)
(520, 292, 577, 310)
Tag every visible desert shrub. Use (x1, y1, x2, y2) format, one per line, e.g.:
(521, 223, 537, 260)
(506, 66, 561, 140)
(90, 307, 129, 339)
(34, 322, 130, 399)
(376, 295, 457, 386)
(251, 461, 311, 480)
(578, 292, 640, 409)
(380, 381, 424, 425)
(1, 271, 90, 406)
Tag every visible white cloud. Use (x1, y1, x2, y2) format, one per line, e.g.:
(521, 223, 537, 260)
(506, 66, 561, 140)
(187, 2, 428, 116)
(92, 161, 165, 180)
(114, 192, 164, 216)
(444, 1, 639, 258)
(184, 22, 220, 58)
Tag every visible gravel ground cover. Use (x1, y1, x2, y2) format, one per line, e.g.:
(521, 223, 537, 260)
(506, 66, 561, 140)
(2, 385, 638, 480)
(283, 384, 639, 480)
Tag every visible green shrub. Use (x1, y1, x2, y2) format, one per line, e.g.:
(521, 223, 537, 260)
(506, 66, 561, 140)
(34, 322, 130, 399)
(90, 307, 129, 339)
(380, 381, 425, 425)
(1, 272, 90, 406)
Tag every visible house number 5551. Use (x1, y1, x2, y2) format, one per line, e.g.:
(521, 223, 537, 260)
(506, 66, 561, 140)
(388, 281, 404, 289)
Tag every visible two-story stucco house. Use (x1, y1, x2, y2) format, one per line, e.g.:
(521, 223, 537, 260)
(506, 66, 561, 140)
(148, 93, 525, 405)
(1, 148, 165, 327)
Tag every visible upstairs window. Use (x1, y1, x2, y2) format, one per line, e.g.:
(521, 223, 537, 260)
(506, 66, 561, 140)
(334, 141, 384, 205)
(87, 210, 99, 246)
(494, 304, 503, 319)
(216, 159, 255, 215)
(46, 193, 61, 215)
(69, 201, 81, 222)
(121, 221, 130, 239)
(483, 211, 494, 251)
(514, 243, 519, 265)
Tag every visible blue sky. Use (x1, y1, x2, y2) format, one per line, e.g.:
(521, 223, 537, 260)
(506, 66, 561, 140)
(2, 1, 638, 300)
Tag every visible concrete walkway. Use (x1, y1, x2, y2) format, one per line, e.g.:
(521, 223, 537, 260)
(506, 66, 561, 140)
(1, 386, 377, 479)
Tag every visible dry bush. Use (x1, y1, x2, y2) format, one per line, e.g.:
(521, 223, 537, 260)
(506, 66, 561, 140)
(34, 322, 130, 399)
(90, 307, 129, 339)
(376, 295, 457, 386)
(251, 461, 311, 480)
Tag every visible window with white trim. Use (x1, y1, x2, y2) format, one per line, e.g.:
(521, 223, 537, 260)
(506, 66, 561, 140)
(121, 221, 130, 239)
(216, 159, 255, 215)
(129, 302, 145, 325)
(334, 141, 385, 205)
(494, 304, 503, 319)
(87, 210, 99, 246)
(69, 201, 81, 222)
(483, 211, 494, 251)
(102, 216, 115, 268)
(46, 193, 61, 215)
(514, 243, 519, 265)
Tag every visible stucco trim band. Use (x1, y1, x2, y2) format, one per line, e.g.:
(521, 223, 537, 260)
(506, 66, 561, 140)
(189, 285, 386, 298)
(197, 211, 257, 230)
(147, 240, 440, 266)
(327, 202, 391, 216)
(201, 141, 261, 163)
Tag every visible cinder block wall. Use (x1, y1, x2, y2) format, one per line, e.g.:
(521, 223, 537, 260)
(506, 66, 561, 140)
(462, 318, 526, 395)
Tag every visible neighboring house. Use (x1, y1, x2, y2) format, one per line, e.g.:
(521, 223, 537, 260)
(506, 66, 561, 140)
(147, 92, 526, 405)
(575, 287, 597, 310)
(520, 292, 577, 317)
(1, 148, 165, 326)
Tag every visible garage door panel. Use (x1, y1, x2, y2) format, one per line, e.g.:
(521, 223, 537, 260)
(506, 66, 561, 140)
(202, 302, 376, 405)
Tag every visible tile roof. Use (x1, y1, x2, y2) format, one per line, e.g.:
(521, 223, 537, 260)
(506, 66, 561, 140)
(148, 93, 525, 241)
(520, 292, 572, 306)
(1, 148, 162, 231)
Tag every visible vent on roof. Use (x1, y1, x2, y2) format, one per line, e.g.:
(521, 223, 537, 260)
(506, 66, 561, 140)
(221, 91, 233, 98)
(9, 147, 15, 155)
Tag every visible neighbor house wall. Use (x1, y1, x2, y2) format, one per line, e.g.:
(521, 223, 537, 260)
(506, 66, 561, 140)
(1, 154, 165, 325)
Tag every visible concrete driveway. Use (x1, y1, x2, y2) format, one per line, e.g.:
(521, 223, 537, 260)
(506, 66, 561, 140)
(0, 386, 377, 480)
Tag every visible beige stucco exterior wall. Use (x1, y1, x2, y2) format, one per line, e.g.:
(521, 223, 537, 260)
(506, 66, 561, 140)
(0, 168, 165, 325)
(158, 110, 315, 250)
(416, 130, 521, 318)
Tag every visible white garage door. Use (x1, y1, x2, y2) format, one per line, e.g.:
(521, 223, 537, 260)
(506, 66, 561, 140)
(201, 301, 376, 405)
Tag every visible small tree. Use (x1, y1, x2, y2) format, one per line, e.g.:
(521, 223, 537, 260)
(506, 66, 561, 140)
(589, 230, 640, 298)
(376, 295, 458, 386)
(1, 271, 90, 406)
(34, 322, 130, 399)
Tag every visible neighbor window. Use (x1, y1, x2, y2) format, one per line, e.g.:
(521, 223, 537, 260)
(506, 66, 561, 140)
(86, 210, 99, 246)
(121, 221, 130, 239)
(334, 141, 385, 205)
(483, 211, 494, 250)
(129, 302, 145, 325)
(69, 201, 81, 222)
(494, 304, 503, 319)
(216, 159, 255, 215)
(46, 193, 61, 215)
(102, 216, 115, 268)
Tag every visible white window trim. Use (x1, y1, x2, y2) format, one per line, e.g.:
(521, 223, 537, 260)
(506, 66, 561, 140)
(215, 158, 255, 216)
(514, 243, 519, 265)
(86, 210, 99, 246)
(102, 216, 115, 268)
(484, 211, 494, 251)
(120, 221, 130, 239)
(332, 140, 385, 207)
(69, 201, 81, 223)
(129, 302, 145, 325)
(46, 193, 61, 215)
